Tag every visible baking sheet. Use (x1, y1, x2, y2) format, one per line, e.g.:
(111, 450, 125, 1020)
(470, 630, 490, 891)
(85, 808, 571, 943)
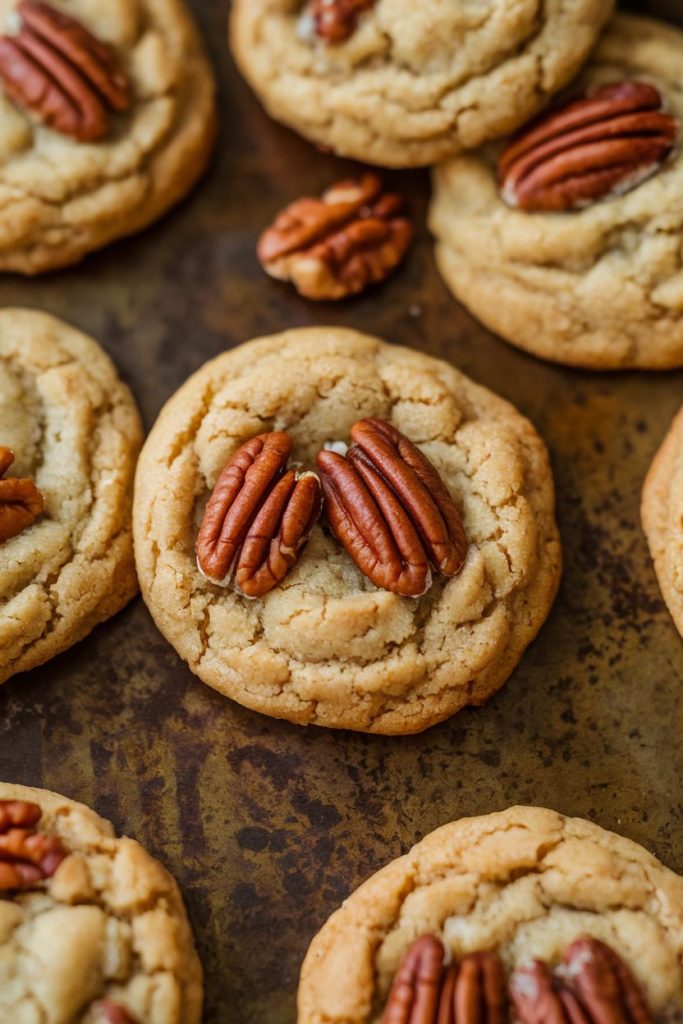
(0, 1, 681, 1020)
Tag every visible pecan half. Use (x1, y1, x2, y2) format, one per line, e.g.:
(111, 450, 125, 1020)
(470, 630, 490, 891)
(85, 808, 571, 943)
(257, 173, 412, 300)
(0, 0, 131, 142)
(308, 0, 376, 44)
(0, 446, 44, 543)
(317, 418, 467, 597)
(96, 1001, 138, 1024)
(510, 960, 591, 1024)
(382, 935, 445, 1024)
(561, 938, 654, 1024)
(499, 81, 678, 212)
(0, 798, 67, 892)
(196, 432, 322, 598)
(438, 952, 508, 1024)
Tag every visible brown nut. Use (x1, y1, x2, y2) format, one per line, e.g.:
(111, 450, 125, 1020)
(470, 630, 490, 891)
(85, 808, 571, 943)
(196, 432, 321, 597)
(0, 0, 131, 142)
(0, 446, 44, 543)
(257, 173, 412, 300)
(438, 952, 508, 1024)
(499, 81, 678, 212)
(308, 0, 376, 44)
(317, 418, 467, 597)
(96, 1001, 139, 1024)
(0, 798, 67, 892)
(510, 960, 592, 1024)
(561, 937, 654, 1024)
(382, 935, 446, 1024)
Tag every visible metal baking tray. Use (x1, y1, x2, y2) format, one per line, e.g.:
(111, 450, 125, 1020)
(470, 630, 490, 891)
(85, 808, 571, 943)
(1, 1, 681, 1020)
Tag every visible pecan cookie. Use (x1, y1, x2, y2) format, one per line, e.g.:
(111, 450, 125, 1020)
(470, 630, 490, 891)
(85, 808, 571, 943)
(430, 14, 683, 370)
(0, 781, 202, 1023)
(0, 0, 215, 274)
(642, 406, 683, 637)
(230, 0, 613, 168)
(133, 327, 561, 734)
(0, 309, 142, 684)
(298, 806, 683, 1022)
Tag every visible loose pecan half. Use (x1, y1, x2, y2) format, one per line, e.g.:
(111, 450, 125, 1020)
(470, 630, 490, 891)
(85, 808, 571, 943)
(96, 1001, 139, 1024)
(499, 81, 678, 212)
(382, 935, 445, 1024)
(0, 798, 67, 892)
(561, 937, 654, 1024)
(317, 418, 467, 597)
(308, 0, 376, 44)
(257, 173, 412, 300)
(196, 432, 322, 598)
(0, 0, 131, 142)
(0, 446, 44, 543)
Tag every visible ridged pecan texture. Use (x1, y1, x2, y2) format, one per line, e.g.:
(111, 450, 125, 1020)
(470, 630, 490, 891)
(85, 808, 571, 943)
(510, 937, 654, 1024)
(257, 173, 412, 300)
(382, 936, 507, 1024)
(196, 431, 322, 598)
(0, 446, 44, 543)
(307, 0, 376, 44)
(317, 418, 467, 597)
(0, 0, 131, 141)
(0, 798, 67, 891)
(499, 81, 678, 212)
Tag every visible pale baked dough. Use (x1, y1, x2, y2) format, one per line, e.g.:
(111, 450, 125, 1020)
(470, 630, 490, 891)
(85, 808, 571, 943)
(0, 309, 142, 684)
(298, 806, 683, 1023)
(430, 14, 683, 370)
(0, 781, 203, 1024)
(230, 0, 613, 168)
(133, 327, 561, 734)
(642, 406, 683, 637)
(0, 0, 216, 273)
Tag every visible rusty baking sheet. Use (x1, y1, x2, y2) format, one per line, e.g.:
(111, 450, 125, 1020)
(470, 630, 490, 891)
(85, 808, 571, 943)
(0, 1, 682, 1021)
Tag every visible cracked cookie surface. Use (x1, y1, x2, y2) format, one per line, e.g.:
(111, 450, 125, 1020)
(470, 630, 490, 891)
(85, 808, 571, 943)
(430, 14, 683, 370)
(0, 309, 142, 685)
(0, 0, 216, 274)
(0, 781, 202, 1024)
(642, 406, 683, 637)
(298, 805, 683, 1023)
(229, 0, 613, 169)
(133, 327, 561, 734)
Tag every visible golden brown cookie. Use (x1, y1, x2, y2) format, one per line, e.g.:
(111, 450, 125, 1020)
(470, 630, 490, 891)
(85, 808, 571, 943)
(0, 781, 203, 1023)
(230, 0, 613, 168)
(642, 406, 683, 637)
(298, 806, 683, 1022)
(133, 327, 561, 734)
(430, 15, 683, 370)
(0, 0, 216, 274)
(0, 309, 142, 684)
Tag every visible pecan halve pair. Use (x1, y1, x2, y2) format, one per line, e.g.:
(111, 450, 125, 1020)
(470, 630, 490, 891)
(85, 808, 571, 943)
(499, 81, 678, 212)
(318, 419, 467, 598)
(0, 446, 43, 543)
(382, 936, 506, 1024)
(0, 798, 67, 891)
(383, 935, 653, 1024)
(0, 0, 131, 142)
(196, 431, 323, 599)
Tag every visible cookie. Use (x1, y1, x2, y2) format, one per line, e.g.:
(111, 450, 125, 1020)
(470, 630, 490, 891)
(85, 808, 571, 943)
(0, 309, 142, 685)
(0, 781, 202, 1023)
(430, 14, 683, 370)
(642, 406, 683, 637)
(298, 806, 683, 1022)
(230, 0, 613, 169)
(133, 327, 561, 735)
(0, 0, 216, 274)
